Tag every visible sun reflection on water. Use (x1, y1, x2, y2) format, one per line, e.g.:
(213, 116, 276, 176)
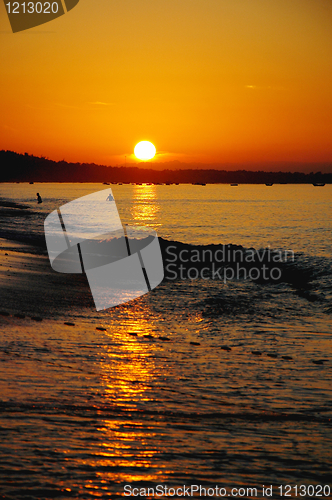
(97, 301, 162, 408)
(94, 303, 165, 485)
(131, 184, 161, 227)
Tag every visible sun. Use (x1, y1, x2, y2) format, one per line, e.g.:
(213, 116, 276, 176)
(134, 141, 156, 161)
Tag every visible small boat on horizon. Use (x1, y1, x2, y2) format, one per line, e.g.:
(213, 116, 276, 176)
(265, 183, 273, 186)
(313, 183, 325, 186)
(230, 183, 238, 186)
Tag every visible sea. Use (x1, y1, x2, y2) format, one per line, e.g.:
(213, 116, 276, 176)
(0, 183, 331, 499)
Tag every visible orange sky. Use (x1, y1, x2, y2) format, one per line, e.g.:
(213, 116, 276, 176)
(1, 0, 332, 168)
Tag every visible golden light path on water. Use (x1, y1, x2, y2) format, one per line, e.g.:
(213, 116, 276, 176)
(94, 306, 165, 484)
(130, 184, 160, 227)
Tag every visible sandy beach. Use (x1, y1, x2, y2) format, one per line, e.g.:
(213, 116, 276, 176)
(0, 237, 95, 319)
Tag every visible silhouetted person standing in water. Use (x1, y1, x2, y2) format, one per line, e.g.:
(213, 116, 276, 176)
(36, 193, 42, 204)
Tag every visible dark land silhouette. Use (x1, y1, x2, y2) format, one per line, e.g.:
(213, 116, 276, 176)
(1, 150, 331, 184)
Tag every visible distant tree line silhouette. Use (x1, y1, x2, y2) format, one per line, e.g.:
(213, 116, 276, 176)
(1, 150, 331, 184)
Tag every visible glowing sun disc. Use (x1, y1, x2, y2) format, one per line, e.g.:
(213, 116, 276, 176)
(134, 141, 156, 161)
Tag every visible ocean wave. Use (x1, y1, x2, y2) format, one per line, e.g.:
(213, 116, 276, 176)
(159, 237, 332, 292)
(0, 198, 331, 300)
(0, 223, 331, 291)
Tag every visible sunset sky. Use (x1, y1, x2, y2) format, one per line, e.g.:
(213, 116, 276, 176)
(1, 0, 332, 168)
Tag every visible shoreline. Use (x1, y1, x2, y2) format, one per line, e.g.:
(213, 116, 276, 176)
(0, 238, 94, 318)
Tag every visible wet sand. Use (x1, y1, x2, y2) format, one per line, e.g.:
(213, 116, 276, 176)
(0, 238, 94, 318)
